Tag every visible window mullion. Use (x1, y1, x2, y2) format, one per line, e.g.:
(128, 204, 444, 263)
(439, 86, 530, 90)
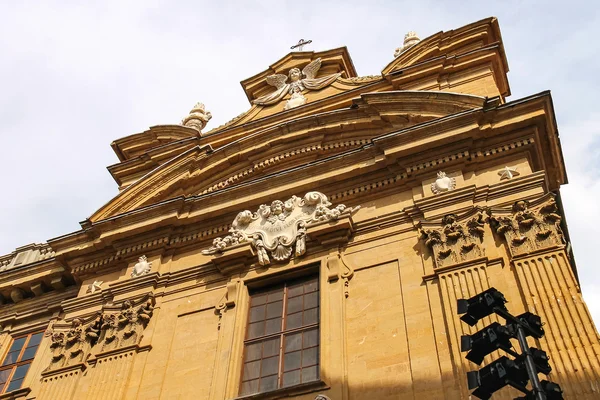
(277, 284, 288, 388)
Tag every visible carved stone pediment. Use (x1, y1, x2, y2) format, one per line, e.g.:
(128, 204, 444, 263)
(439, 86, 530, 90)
(490, 195, 564, 257)
(202, 192, 360, 266)
(419, 208, 489, 268)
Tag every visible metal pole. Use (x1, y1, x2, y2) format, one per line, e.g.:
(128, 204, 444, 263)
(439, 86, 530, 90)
(516, 325, 546, 400)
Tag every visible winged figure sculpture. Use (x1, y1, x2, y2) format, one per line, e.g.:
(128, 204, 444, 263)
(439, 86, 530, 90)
(252, 58, 343, 106)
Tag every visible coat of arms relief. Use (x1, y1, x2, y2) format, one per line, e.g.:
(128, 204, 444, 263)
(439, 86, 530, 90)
(202, 192, 359, 265)
(252, 58, 343, 110)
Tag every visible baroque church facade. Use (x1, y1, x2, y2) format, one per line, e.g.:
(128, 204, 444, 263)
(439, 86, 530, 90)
(0, 17, 598, 400)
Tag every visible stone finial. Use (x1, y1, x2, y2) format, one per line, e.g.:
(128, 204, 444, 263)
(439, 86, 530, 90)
(394, 31, 421, 57)
(182, 102, 212, 132)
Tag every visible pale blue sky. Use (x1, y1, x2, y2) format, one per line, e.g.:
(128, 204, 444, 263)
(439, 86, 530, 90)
(1, 1, 599, 324)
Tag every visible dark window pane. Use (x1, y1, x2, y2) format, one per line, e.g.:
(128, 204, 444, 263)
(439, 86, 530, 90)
(265, 318, 282, 335)
(245, 342, 262, 362)
(305, 279, 318, 293)
(0, 369, 11, 386)
(303, 329, 319, 348)
(304, 292, 318, 309)
(304, 308, 319, 326)
(266, 301, 283, 319)
(302, 347, 318, 367)
(261, 356, 279, 376)
(286, 296, 303, 315)
(27, 333, 43, 348)
(302, 365, 318, 383)
(240, 379, 259, 395)
(283, 370, 301, 387)
(259, 374, 278, 392)
(6, 378, 23, 393)
(267, 289, 283, 302)
(251, 293, 267, 306)
(262, 337, 280, 358)
(243, 360, 261, 381)
(2, 351, 19, 366)
(287, 283, 304, 298)
(11, 363, 29, 380)
(249, 305, 265, 323)
(286, 313, 302, 330)
(285, 332, 302, 352)
(247, 322, 264, 339)
(21, 347, 37, 361)
(283, 350, 301, 371)
(6, 338, 25, 354)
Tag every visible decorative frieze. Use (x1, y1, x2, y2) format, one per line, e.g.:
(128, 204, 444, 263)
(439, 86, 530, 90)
(202, 192, 360, 266)
(45, 315, 102, 372)
(44, 295, 155, 372)
(419, 209, 489, 268)
(490, 196, 564, 257)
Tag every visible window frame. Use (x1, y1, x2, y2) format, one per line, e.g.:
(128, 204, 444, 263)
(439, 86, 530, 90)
(0, 331, 44, 394)
(239, 274, 320, 396)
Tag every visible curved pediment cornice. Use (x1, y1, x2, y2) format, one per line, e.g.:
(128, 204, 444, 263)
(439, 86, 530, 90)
(89, 91, 486, 222)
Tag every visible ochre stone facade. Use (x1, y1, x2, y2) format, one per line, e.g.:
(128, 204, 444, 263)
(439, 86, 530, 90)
(0, 17, 598, 399)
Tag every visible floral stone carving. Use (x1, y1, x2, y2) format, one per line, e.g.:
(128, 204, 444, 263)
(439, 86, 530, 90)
(131, 255, 152, 278)
(45, 315, 102, 371)
(491, 197, 564, 257)
(419, 209, 489, 268)
(101, 296, 155, 351)
(202, 192, 360, 266)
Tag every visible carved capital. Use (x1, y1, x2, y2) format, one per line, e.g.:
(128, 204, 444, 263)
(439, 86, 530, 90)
(419, 208, 489, 268)
(202, 192, 360, 266)
(490, 195, 564, 257)
(99, 294, 155, 352)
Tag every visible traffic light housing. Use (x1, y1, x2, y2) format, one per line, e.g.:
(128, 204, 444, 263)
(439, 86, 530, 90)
(461, 322, 514, 365)
(467, 356, 529, 400)
(457, 287, 508, 326)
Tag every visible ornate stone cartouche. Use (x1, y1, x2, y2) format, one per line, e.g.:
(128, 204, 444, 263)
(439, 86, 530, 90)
(431, 171, 456, 194)
(131, 255, 151, 278)
(202, 192, 359, 265)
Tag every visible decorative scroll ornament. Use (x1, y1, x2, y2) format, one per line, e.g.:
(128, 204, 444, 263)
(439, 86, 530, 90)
(252, 58, 343, 107)
(394, 31, 420, 57)
(202, 192, 360, 265)
(491, 197, 564, 257)
(182, 102, 212, 132)
(131, 255, 152, 278)
(431, 171, 456, 194)
(101, 296, 155, 351)
(45, 316, 102, 371)
(419, 210, 489, 268)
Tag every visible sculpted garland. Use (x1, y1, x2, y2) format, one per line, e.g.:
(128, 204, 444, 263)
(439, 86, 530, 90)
(202, 192, 359, 265)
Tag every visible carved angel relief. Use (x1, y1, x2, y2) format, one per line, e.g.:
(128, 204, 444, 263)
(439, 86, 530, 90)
(202, 192, 360, 266)
(491, 197, 564, 257)
(420, 210, 489, 268)
(252, 58, 343, 109)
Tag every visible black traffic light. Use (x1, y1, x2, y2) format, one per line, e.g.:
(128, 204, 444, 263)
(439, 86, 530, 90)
(467, 356, 529, 400)
(461, 322, 514, 365)
(457, 287, 508, 326)
(516, 312, 545, 339)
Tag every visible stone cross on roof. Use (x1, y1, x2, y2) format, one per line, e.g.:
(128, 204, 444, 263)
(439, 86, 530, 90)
(290, 39, 312, 51)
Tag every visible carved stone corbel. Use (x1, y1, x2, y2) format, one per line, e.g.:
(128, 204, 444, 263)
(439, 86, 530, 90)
(326, 252, 355, 298)
(215, 280, 239, 330)
(419, 208, 489, 268)
(490, 196, 564, 257)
